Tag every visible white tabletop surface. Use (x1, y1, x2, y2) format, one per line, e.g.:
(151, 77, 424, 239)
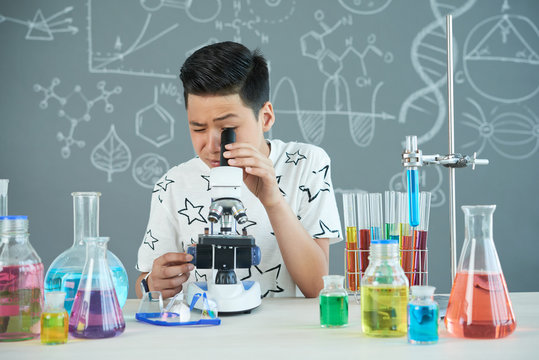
(2, 292, 537, 359)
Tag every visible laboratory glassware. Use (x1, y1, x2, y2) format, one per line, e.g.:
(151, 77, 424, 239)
(356, 193, 371, 274)
(412, 192, 431, 286)
(399, 192, 413, 282)
(0, 179, 8, 216)
(41, 291, 68, 345)
(45, 192, 128, 313)
(69, 236, 125, 339)
(319, 275, 348, 328)
(0, 216, 43, 341)
(361, 239, 408, 337)
(445, 205, 516, 339)
(405, 137, 420, 227)
(408, 285, 438, 344)
(384, 191, 399, 241)
(368, 193, 383, 240)
(342, 193, 358, 291)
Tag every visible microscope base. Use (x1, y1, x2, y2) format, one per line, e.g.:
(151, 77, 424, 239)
(186, 281, 261, 313)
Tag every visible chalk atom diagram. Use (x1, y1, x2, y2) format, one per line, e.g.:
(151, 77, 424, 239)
(463, 14, 539, 104)
(0, 6, 78, 41)
(34, 78, 122, 159)
(136, 87, 175, 148)
(338, 0, 392, 15)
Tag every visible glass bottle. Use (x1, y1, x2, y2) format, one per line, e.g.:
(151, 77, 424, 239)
(408, 285, 438, 344)
(445, 205, 516, 339)
(0, 216, 44, 341)
(41, 291, 68, 345)
(45, 192, 128, 313)
(361, 239, 408, 337)
(69, 237, 125, 339)
(319, 275, 348, 327)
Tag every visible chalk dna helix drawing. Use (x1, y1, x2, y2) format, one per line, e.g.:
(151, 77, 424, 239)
(91, 125, 132, 183)
(0, 6, 78, 41)
(461, 98, 539, 160)
(399, 0, 477, 146)
(34, 78, 122, 159)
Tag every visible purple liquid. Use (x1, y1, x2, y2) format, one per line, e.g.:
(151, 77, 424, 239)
(69, 289, 125, 339)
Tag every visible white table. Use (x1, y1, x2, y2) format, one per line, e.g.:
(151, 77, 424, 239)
(2, 292, 537, 359)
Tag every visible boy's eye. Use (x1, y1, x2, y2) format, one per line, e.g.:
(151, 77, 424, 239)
(193, 128, 205, 133)
(221, 127, 236, 132)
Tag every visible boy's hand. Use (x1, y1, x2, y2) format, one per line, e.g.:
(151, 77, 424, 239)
(223, 142, 282, 207)
(147, 252, 194, 299)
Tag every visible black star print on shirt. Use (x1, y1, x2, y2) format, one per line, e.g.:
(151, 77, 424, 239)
(201, 175, 211, 191)
(299, 165, 331, 202)
(178, 198, 207, 225)
(153, 176, 175, 193)
(313, 220, 340, 239)
(276, 175, 286, 197)
(285, 150, 307, 165)
(195, 270, 207, 282)
(144, 229, 159, 250)
(241, 264, 284, 298)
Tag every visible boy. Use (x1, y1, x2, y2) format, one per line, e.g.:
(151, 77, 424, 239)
(135, 41, 341, 299)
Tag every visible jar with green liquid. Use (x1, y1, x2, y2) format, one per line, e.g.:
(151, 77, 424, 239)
(319, 275, 348, 327)
(361, 239, 409, 337)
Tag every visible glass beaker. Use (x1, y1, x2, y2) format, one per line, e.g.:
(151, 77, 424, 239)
(361, 239, 408, 337)
(69, 237, 125, 339)
(319, 275, 348, 327)
(41, 291, 68, 345)
(0, 216, 44, 342)
(445, 205, 516, 339)
(45, 192, 128, 313)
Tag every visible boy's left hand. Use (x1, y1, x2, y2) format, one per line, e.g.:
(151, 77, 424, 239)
(223, 142, 282, 207)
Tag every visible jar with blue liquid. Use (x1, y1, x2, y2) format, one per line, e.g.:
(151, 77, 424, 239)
(44, 192, 128, 313)
(408, 285, 438, 344)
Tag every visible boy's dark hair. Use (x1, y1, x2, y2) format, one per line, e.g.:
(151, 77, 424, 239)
(179, 41, 269, 117)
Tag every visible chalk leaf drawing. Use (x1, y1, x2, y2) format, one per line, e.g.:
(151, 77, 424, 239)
(91, 125, 132, 182)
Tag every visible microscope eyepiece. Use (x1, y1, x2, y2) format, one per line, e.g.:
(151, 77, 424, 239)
(220, 128, 236, 166)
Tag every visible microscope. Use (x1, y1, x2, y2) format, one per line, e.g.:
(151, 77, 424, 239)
(185, 128, 262, 313)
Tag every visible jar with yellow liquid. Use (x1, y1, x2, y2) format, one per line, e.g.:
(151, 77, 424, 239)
(361, 239, 409, 337)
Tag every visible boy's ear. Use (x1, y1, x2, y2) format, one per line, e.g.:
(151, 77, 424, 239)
(259, 101, 275, 132)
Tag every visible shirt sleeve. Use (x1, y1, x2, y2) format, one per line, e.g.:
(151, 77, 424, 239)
(297, 147, 343, 244)
(136, 183, 183, 273)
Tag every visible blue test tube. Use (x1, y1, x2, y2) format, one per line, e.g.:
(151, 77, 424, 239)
(406, 136, 420, 227)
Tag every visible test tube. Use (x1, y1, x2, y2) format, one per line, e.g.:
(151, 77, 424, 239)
(405, 136, 420, 227)
(412, 192, 431, 285)
(369, 193, 383, 241)
(356, 193, 371, 273)
(0, 179, 8, 216)
(399, 192, 413, 283)
(384, 191, 399, 241)
(342, 192, 359, 292)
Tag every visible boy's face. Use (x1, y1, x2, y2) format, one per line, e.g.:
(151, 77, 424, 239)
(186, 93, 274, 168)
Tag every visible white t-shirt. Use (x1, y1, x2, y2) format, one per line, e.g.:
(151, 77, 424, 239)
(136, 138, 342, 297)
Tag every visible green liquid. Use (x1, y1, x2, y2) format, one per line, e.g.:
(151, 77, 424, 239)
(361, 285, 408, 337)
(320, 294, 348, 327)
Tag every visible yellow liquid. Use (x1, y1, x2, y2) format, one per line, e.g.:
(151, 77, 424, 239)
(361, 285, 408, 337)
(40, 311, 68, 345)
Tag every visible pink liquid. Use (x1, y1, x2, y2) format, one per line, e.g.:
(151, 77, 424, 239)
(0, 263, 44, 341)
(69, 289, 125, 339)
(411, 230, 427, 286)
(401, 235, 413, 284)
(358, 229, 370, 273)
(445, 271, 516, 339)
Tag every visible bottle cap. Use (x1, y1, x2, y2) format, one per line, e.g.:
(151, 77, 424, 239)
(46, 291, 67, 309)
(0, 215, 29, 233)
(410, 285, 436, 297)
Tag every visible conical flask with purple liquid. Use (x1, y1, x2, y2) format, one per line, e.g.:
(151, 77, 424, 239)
(69, 236, 125, 339)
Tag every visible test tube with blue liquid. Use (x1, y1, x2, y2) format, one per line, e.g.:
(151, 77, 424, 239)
(368, 193, 383, 241)
(405, 136, 420, 227)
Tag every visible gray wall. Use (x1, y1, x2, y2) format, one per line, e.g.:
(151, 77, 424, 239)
(1, 0, 538, 297)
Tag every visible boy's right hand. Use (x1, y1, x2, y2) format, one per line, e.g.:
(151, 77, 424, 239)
(147, 252, 194, 299)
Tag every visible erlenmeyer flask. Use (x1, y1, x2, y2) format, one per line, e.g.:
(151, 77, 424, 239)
(445, 205, 516, 339)
(45, 192, 128, 313)
(69, 237, 125, 338)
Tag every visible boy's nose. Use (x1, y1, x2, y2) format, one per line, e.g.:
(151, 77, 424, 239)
(208, 131, 221, 153)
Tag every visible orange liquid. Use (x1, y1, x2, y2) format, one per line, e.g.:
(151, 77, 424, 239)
(445, 271, 516, 339)
(346, 227, 358, 291)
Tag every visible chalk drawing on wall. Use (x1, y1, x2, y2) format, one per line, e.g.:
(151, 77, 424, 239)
(245, 0, 296, 24)
(136, 87, 175, 148)
(463, 14, 539, 104)
(0, 6, 78, 41)
(399, 0, 476, 146)
(389, 166, 446, 208)
(338, 0, 392, 15)
(34, 78, 122, 159)
(461, 98, 539, 160)
(140, 0, 221, 23)
(91, 125, 132, 183)
(88, 0, 179, 79)
(272, 77, 394, 147)
(132, 153, 170, 189)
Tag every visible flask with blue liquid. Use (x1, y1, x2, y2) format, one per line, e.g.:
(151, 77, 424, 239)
(44, 192, 128, 313)
(408, 285, 438, 344)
